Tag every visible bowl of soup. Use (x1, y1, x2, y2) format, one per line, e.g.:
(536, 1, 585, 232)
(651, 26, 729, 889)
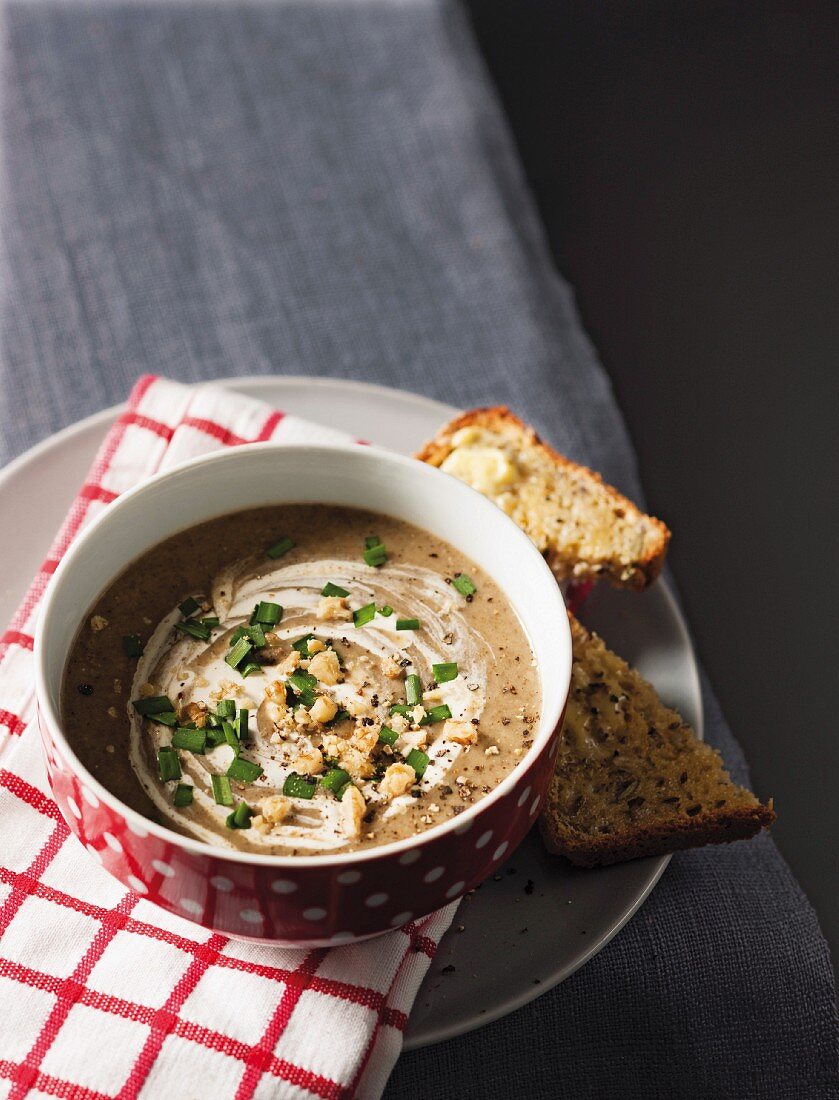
(34, 443, 571, 945)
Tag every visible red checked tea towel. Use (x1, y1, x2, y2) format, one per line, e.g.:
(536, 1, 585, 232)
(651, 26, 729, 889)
(0, 376, 456, 1100)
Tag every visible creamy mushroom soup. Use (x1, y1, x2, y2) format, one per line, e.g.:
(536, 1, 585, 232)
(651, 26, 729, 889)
(61, 506, 540, 854)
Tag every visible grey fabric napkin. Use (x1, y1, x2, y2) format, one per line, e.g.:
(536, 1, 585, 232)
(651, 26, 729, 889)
(2, 2, 836, 1097)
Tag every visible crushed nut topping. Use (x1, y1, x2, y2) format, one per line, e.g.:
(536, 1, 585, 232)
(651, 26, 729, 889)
(309, 696, 338, 725)
(308, 649, 341, 685)
(316, 595, 352, 622)
(379, 763, 416, 801)
(341, 785, 366, 838)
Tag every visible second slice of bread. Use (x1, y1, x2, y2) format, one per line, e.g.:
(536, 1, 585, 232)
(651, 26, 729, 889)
(540, 614, 775, 866)
(415, 407, 670, 590)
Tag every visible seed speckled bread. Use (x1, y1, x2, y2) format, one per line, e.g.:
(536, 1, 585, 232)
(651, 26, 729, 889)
(415, 407, 670, 590)
(540, 614, 775, 866)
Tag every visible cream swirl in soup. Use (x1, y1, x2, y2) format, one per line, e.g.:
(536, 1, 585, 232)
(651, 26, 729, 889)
(130, 557, 493, 851)
(62, 505, 540, 855)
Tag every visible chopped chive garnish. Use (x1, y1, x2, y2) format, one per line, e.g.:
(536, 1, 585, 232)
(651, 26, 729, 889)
(320, 767, 352, 798)
(254, 601, 282, 625)
(283, 772, 316, 799)
(405, 674, 422, 706)
(322, 581, 350, 598)
(221, 719, 239, 753)
(226, 757, 264, 783)
(175, 620, 212, 642)
(229, 625, 248, 646)
(365, 535, 381, 549)
(432, 662, 459, 684)
(241, 662, 263, 678)
(291, 633, 316, 656)
(157, 747, 181, 782)
(225, 636, 253, 669)
(216, 699, 236, 718)
(363, 543, 387, 567)
(287, 671, 317, 706)
(133, 695, 175, 716)
(201, 616, 220, 628)
(353, 602, 376, 628)
(390, 703, 413, 717)
(173, 784, 194, 807)
(151, 711, 178, 727)
(378, 726, 399, 746)
(122, 635, 144, 659)
(172, 727, 207, 753)
(246, 623, 266, 647)
(423, 704, 452, 725)
(396, 618, 420, 631)
(379, 605, 393, 617)
(406, 748, 430, 778)
(226, 801, 253, 829)
(211, 773, 233, 805)
(179, 596, 201, 618)
(452, 573, 477, 597)
(205, 726, 225, 748)
(266, 537, 294, 559)
(237, 708, 249, 742)
(287, 670, 317, 693)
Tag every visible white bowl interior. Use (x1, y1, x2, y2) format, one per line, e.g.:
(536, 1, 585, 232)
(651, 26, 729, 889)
(36, 443, 571, 859)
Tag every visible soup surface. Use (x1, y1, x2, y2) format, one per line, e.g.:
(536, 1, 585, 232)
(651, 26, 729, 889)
(61, 505, 540, 854)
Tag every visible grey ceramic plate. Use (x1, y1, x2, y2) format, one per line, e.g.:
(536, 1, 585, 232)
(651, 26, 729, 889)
(0, 376, 701, 1050)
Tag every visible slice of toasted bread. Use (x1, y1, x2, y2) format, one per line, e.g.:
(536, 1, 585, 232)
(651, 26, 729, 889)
(540, 615, 774, 866)
(415, 407, 670, 591)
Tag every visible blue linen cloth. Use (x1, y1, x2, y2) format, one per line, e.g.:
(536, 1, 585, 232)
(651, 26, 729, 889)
(1, 2, 836, 1096)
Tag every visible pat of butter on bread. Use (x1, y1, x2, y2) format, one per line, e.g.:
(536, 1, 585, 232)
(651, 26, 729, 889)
(441, 438, 520, 496)
(417, 407, 670, 591)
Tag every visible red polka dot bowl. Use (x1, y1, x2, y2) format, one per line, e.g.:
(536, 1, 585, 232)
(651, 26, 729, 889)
(34, 443, 571, 945)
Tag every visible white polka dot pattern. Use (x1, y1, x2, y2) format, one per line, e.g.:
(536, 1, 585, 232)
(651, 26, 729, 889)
(271, 879, 297, 894)
(81, 787, 99, 809)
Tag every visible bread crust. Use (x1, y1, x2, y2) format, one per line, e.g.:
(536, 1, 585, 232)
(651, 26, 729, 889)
(539, 801, 775, 867)
(415, 406, 671, 591)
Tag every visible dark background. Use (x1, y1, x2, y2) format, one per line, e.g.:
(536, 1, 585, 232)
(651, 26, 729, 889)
(466, 0, 838, 969)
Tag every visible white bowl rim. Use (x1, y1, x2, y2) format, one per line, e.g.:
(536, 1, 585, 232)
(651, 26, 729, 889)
(34, 441, 571, 869)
